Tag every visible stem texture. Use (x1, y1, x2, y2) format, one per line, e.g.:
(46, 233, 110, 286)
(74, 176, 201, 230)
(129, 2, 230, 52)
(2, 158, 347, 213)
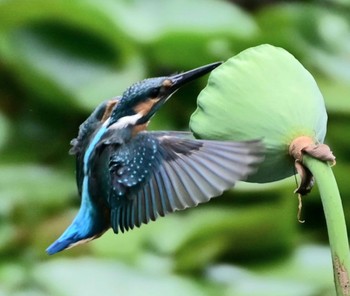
(303, 155, 350, 295)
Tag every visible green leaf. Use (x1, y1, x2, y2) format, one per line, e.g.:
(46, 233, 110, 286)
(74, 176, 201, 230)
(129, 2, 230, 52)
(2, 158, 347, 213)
(90, 228, 147, 262)
(317, 76, 350, 115)
(0, 262, 28, 294)
(190, 45, 327, 183)
(0, 224, 19, 254)
(172, 201, 296, 272)
(104, 0, 258, 68)
(207, 245, 334, 296)
(256, 3, 350, 83)
(0, 0, 145, 111)
(33, 259, 208, 296)
(0, 165, 75, 219)
(0, 111, 10, 150)
(106, 0, 258, 42)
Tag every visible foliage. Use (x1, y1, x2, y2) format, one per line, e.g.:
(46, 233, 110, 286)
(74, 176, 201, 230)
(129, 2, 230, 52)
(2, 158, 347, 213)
(0, 1, 349, 295)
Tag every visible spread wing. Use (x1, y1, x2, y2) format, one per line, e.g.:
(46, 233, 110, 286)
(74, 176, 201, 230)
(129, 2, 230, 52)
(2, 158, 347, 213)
(103, 131, 264, 233)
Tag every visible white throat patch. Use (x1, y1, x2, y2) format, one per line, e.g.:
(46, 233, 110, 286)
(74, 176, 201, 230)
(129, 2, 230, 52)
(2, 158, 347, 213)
(109, 113, 143, 130)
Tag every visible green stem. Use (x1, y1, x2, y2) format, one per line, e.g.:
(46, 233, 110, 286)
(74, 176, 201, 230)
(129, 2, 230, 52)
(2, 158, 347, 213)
(303, 155, 350, 295)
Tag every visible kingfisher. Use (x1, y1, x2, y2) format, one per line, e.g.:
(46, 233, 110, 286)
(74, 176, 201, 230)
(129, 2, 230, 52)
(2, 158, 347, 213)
(46, 62, 264, 255)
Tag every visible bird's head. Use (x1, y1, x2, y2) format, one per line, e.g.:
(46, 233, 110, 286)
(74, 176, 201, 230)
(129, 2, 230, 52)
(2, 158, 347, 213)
(70, 99, 119, 155)
(107, 62, 222, 128)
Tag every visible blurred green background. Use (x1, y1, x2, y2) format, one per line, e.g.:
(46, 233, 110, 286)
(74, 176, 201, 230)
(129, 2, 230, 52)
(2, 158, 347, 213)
(0, 0, 349, 295)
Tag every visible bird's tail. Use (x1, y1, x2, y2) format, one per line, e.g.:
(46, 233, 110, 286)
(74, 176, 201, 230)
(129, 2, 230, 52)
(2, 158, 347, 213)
(46, 205, 105, 255)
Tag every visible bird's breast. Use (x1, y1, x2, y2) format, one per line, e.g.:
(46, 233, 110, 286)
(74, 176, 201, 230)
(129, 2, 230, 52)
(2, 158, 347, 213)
(131, 122, 149, 137)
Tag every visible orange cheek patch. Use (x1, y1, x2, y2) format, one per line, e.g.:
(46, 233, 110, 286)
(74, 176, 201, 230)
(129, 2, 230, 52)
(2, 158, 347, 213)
(133, 98, 160, 116)
(101, 99, 118, 122)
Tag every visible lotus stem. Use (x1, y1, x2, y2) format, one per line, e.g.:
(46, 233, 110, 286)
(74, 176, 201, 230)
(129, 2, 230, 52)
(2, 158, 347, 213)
(303, 155, 350, 295)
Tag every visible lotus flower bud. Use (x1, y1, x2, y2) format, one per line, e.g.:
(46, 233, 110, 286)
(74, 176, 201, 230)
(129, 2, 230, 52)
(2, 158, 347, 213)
(190, 45, 329, 183)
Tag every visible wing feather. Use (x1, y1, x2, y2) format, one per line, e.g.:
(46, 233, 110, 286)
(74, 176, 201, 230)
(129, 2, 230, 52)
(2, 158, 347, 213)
(162, 162, 188, 209)
(107, 131, 264, 233)
(158, 166, 177, 211)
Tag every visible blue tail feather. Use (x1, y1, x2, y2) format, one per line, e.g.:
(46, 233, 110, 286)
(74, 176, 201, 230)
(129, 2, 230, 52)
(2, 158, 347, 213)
(46, 222, 82, 255)
(46, 200, 107, 255)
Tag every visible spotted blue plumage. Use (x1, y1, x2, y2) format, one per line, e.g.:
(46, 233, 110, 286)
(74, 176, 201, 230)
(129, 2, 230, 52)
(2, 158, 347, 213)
(91, 131, 263, 233)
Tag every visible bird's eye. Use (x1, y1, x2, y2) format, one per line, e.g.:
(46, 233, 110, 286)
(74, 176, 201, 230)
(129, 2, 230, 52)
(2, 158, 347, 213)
(149, 87, 161, 98)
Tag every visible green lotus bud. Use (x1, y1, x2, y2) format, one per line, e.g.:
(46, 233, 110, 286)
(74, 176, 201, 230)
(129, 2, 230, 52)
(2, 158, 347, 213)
(190, 44, 328, 183)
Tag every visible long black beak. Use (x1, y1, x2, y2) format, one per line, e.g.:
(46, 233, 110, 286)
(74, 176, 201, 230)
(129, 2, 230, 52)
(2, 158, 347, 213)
(169, 62, 222, 91)
(134, 62, 222, 125)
